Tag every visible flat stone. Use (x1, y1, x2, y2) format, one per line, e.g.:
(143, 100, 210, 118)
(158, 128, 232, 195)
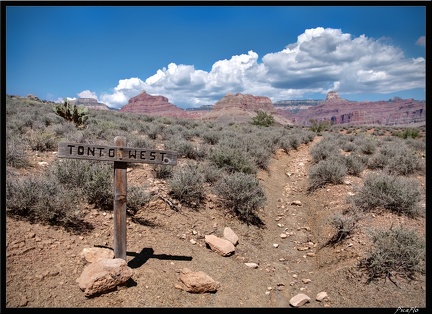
(205, 235, 235, 256)
(223, 227, 239, 246)
(316, 291, 329, 302)
(289, 293, 311, 307)
(176, 268, 220, 293)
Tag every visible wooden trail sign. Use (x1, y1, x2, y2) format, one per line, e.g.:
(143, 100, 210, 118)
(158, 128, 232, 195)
(57, 136, 178, 260)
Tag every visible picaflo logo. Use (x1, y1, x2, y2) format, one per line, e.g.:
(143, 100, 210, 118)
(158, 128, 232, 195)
(394, 307, 419, 314)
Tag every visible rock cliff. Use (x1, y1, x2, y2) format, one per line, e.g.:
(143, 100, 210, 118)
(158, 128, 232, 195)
(281, 92, 425, 126)
(119, 91, 185, 117)
(69, 98, 112, 111)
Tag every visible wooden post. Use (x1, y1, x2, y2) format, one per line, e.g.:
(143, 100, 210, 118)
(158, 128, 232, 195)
(114, 136, 127, 260)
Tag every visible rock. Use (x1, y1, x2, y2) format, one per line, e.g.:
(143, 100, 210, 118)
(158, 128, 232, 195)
(301, 278, 312, 284)
(223, 227, 239, 246)
(291, 200, 302, 206)
(69, 98, 111, 110)
(76, 258, 133, 297)
(316, 291, 329, 302)
(280, 233, 287, 239)
(286, 91, 425, 126)
(205, 235, 235, 256)
(289, 293, 311, 307)
(245, 263, 259, 269)
(176, 268, 220, 293)
(120, 90, 185, 117)
(80, 247, 115, 264)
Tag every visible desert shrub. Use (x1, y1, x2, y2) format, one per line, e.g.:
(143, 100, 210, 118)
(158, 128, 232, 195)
(209, 146, 257, 174)
(6, 138, 29, 168)
(251, 110, 274, 127)
(126, 185, 151, 215)
(308, 156, 347, 191)
(309, 119, 331, 133)
(385, 152, 423, 176)
(6, 175, 84, 229)
(202, 131, 220, 145)
(395, 128, 420, 139)
(405, 138, 426, 153)
(214, 172, 266, 224)
(350, 172, 421, 217)
(168, 161, 205, 206)
(367, 141, 422, 175)
(81, 161, 114, 210)
(310, 138, 339, 163)
(127, 135, 154, 149)
(49, 159, 91, 187)
(29, 130, 57, 151)
(50, 122, 76, 136)
(341, 141, 357, 152)
(152, 165, 173, 179)
(359, 227, 425, 283)
(325, 210, 361, 246)
(343, 154, 366, 176)
(165, 135, 201, 160)
(199, 162, 223, 183)
(354, 136, 377, 155)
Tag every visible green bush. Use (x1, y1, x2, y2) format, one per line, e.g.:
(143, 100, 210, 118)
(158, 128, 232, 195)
(359, 227, 425, 283)
(251, 110, 274, 127)
(350, 172, 421, 217)
(168, 162, 205, 206)
(308, 156, 347, 191)
(309, 119, 331, 133)
(395, 128, 420, 139)
(214, 172, 266, 224)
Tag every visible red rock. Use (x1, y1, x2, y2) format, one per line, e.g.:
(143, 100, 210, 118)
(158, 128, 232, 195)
(119, 90, 185, 117)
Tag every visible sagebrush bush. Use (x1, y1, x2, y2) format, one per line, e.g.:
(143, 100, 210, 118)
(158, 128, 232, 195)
(168, 162, 205, 205)
(350, 172, 421, 217)
(81, 161, 114, 210)
(6, 175, 84, 229)
(6, 138, 29, 168)
(29, 130, 57, 151)
(367, 141, 422, 175)
(214, 172, 266, 223)
(152, 165, 173, 179)
(310, 137, 339, 163)
(126, 185, 151, 215)
(326, 210, 361, 246)
(359, 227, 425, 283)
(308, 156, 347, 191)
(209, 146, 257, 174)
(343, 154, 366, 176)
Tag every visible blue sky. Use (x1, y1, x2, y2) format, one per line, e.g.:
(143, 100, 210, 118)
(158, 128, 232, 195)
(6, 4, 426, 109)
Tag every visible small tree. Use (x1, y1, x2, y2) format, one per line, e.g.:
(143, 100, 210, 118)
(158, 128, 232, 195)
(54, 98, 88, 128)
(251, 110, 274, 127)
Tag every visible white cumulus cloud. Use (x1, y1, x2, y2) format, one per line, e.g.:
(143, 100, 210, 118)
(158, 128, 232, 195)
(77, 90, 98, 100)
(91, 27, 425, 109)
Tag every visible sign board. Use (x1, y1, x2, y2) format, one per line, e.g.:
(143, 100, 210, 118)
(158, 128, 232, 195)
(57, 137, 178, 261)
(58, 142, 177, 165)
